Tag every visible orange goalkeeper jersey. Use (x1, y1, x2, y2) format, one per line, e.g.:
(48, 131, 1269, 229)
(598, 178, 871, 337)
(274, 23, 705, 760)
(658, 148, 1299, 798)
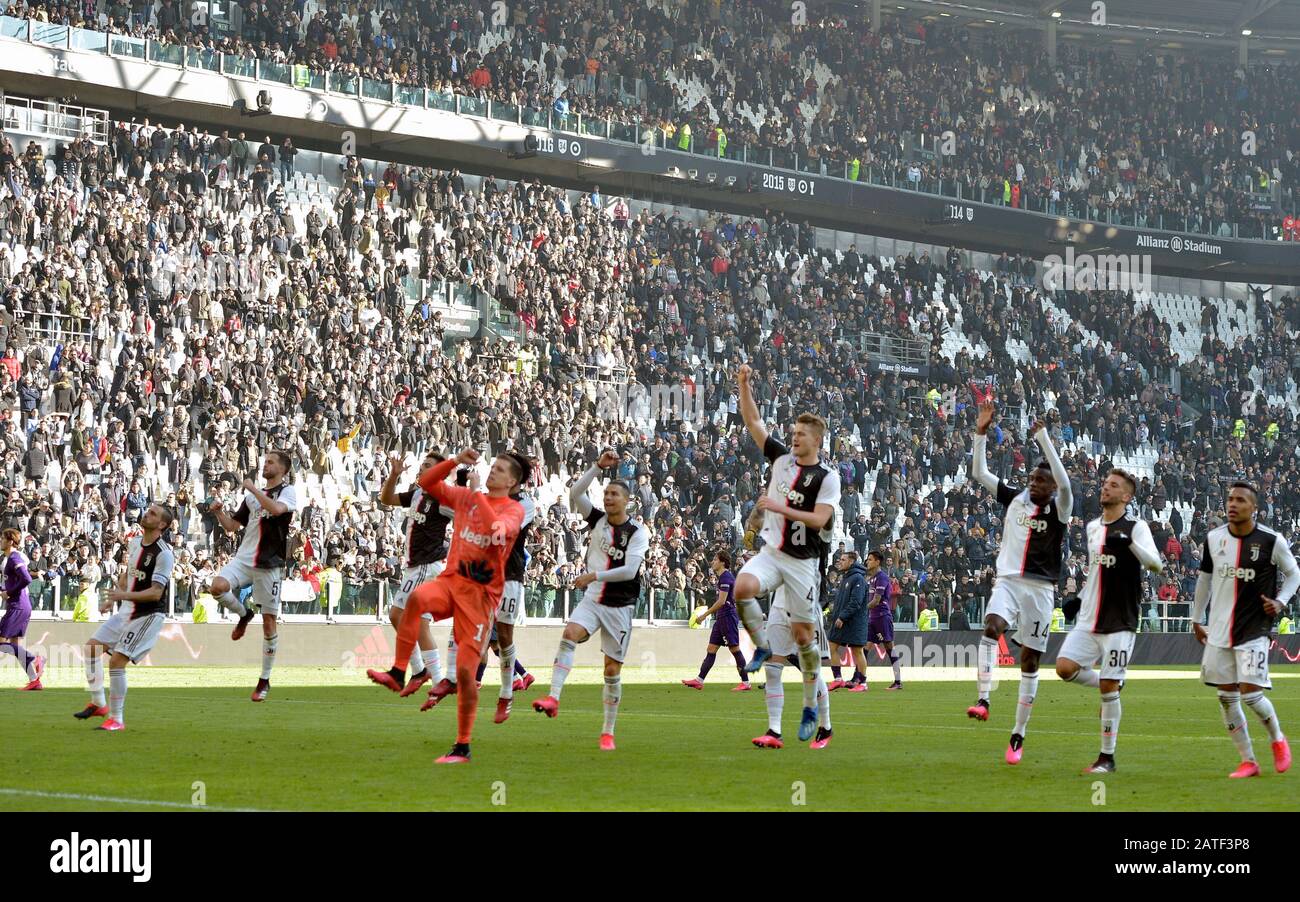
(418, 458, 523, 599)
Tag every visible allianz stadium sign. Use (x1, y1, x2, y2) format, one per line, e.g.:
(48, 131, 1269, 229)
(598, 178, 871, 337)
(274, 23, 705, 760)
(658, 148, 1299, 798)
(1134, 234, 1225, 256)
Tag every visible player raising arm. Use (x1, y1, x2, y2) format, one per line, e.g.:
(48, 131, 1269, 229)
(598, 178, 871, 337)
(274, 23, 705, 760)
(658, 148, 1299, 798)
(968, 401, 1072, 766)
(534, 449, 649, 751)
(1055, 469, 1163, 773)
(1191, 482, 1298, 778)
(367, 449, 528, 764)
(205, 451, 298, 702)
(378, 452, 460, 696)
(732, 363, 840, 746)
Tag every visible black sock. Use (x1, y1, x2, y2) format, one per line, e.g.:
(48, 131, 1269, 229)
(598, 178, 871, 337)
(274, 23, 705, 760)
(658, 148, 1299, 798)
(731, 649, 748, 682)
(831, 665, 842, 679)
(699, 651, 717, 680)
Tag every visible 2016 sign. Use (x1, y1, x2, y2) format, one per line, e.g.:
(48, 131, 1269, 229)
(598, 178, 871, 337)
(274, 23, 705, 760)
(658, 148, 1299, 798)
(762, 172, 817, 196)
(526, 134, 583, 158)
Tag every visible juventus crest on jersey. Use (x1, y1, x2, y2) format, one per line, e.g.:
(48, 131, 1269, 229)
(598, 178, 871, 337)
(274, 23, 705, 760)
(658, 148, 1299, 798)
(1199, 524, 1300, 648)
(992, 480, 1069, 583)
(125, 536, 175, 619)
(760, 436, 840, 559)
(581, 507, 650, 608)
(397, 486, 456, 568)
(1076, 515, 1162, 634)
(231, 482, 298, 570)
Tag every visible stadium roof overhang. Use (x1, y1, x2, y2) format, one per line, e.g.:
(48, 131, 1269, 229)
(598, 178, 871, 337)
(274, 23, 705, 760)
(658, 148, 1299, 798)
(839, 0, 1300, 58)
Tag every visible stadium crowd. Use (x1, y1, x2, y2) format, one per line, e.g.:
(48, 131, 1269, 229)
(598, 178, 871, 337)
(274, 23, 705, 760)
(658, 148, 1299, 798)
(0, 111, 1297, 630)
(3, 0, 1298, 240)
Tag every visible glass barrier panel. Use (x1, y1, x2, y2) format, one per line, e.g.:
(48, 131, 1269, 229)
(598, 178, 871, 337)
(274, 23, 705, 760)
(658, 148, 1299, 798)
(521, 106, 548, 127)
(70, 27, 108, 53)
(222, 52, 256, 77)
(0, 16, 27, 39)
(28, 576, 53, 613)
(580, 116, 609, 139)
(59, 573, 83, 613)
(362, 77, 392, 102)
(428, 89, 456, 111)
(525, 584, 565, 619)
(772, 146, 795, 171)
(31, 22, 68, 45)
(491, 101, 520, 123)
(185, 46, 219, 70)
(608, 121, 635, 144)
(149, 39, 184, 66)
(261, 60, 292, 84)
(460, 96, 488, 117)
(396, 85, 424, 107)
(334, 73, 359, 95)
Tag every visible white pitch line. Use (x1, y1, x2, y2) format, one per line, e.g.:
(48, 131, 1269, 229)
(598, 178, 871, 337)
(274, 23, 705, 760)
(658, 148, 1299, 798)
(0, 787, 267, 812)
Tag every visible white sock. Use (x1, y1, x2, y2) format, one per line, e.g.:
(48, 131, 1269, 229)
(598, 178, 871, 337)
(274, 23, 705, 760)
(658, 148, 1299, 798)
(422, 643, 443, 683)
(737, 598, 768, 650)
(977, 636, 997, 700)
(797, 642, 820, 709)
(1013, 672, 1039, 736)
(1218, 690, 1255, 762)
(764, 663, 784, 734)
(1100, 690, 1121, 754)
(86, 651, 106, 706)
(1242, 690, 1284, 742)
(550, 638, 576, 700)
(890, 653, 901, 683)
(109, 668, 127, 723)
(816, 674, 831, 730)
(602, 675, 621, 734)
(499, 643, 516, 700)
(446, 639, 459, 684)
(1067, 667, 1100, 688)
(408, 643, 424, 675)
(261, 633, 277, 681)
(218, 590, 245, 617)
(22, 646, 37, 681)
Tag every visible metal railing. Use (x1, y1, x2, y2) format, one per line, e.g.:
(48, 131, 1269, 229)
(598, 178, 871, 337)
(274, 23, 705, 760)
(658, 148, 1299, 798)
(2, 96, 110, 144)
(2, 14, 1293, 239)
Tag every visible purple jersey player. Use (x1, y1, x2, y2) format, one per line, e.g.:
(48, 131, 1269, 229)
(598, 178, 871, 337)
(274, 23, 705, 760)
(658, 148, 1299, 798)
(865, 550, 902, 690)
(1, 528, 42, 690)
(682, 550, 751, 691)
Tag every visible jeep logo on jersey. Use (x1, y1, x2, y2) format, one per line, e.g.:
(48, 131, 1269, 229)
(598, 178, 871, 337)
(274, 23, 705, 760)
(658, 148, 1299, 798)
(459, 526, 507, 548)
(1218, 564, 1256, 581)
(130, 568, 149, 581)
(786, 488, 807, 506)
(406, 510, 427, 524)
(1093, 553, 1118, 568)
(1017, 514, 1047, 532)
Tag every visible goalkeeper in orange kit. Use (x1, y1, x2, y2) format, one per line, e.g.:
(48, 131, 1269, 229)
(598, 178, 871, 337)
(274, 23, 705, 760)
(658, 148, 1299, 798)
(368, 448, 528, 764)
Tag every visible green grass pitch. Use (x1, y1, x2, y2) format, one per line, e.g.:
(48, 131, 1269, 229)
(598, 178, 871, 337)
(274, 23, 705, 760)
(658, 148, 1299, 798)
(5, 667, 1299, 811)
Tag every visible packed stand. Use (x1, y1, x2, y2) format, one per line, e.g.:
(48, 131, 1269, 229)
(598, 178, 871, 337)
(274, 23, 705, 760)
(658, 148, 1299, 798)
(5, 0, 1299, 239)
(0, 116, 1297, 631)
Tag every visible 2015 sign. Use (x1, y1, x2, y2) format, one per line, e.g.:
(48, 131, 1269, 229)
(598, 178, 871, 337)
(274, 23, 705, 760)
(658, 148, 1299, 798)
(762, 172, 817, 196)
